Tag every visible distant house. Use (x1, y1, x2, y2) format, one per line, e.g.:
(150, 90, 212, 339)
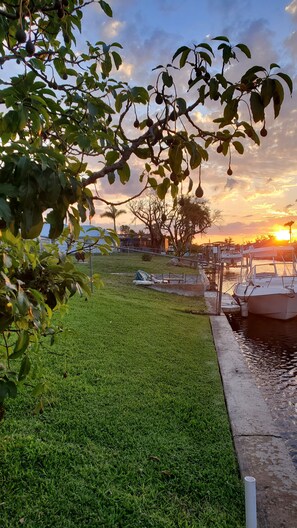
(119, 233, 151, 249)
(119, 233, 169, 253)
(39, 224, 115, 254)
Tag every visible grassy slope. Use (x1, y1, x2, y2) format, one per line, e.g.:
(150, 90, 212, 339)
(0, 254, 244, 527)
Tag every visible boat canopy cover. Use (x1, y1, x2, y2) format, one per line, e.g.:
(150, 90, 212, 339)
(243, 245, 295, 258)
(134, 270, 153, 282)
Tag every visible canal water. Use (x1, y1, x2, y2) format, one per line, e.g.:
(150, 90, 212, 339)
(222, 264, 297, 468)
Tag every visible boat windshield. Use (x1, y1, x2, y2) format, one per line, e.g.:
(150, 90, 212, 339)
(247, 261, 297, 281)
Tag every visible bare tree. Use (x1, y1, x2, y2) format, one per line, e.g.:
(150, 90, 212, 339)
(129, 195, 166, 251)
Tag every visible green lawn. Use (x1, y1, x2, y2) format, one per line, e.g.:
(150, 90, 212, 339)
(0, 253, 245, 527)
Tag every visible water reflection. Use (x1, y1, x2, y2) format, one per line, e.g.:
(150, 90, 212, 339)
(223, 266, 297, 467)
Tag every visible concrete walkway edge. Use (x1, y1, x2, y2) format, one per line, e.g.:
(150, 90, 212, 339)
(208, 309, 297, 527)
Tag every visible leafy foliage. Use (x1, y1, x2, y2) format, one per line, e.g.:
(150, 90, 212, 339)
(0, 226, 116, 409)
(0, 1, 292, 238)
(164, 197, 220, 256)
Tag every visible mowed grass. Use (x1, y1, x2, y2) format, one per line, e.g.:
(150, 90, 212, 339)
(0, 253, 245, 527)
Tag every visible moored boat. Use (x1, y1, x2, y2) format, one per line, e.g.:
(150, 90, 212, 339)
(233, 246, 297, 320)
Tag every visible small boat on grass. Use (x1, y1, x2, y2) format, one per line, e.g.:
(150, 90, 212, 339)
(233, 246, 297, 320)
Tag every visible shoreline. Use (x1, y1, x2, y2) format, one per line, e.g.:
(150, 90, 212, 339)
(205, 292, 297, 527)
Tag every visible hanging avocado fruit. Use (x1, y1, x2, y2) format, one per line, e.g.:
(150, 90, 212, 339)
(196, 165, 204, 198)
(161, 213, 167, 222)
(26, 39, 35, 56)
(16, 27, 27, 44)
(195, 184, 204, 198)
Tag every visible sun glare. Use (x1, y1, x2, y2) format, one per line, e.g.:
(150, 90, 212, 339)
(274, 230, 290, 241)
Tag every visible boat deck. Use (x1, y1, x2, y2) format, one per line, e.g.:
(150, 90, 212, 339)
(205, 291, 240, 315)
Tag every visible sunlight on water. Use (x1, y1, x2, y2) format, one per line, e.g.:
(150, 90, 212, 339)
(222, 264, 297, 467)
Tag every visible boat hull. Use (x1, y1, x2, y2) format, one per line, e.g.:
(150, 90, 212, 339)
(234, 284, 297, 320)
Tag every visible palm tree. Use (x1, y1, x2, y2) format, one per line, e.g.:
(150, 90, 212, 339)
(100, 205, 126, 233)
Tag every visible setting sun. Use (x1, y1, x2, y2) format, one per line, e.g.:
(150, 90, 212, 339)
(274, 230, 290, 241)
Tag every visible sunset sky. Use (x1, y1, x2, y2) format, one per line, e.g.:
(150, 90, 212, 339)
(83, 0, 297, 244)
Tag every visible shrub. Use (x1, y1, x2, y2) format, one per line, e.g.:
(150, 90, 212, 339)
(142, 253, 152, 261)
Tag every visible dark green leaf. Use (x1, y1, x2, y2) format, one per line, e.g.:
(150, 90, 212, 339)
(215, 73, 228, 89)
(189, 148, 201, 170)
(179, 49, 190, 68)
(99, 1, 113, 17)
(117, 162, 130, 184)
(199, 51, 212, 66)
(46, 210, 65, 239)
(175, 98, 187, 114)
(169, 144, 182, 174)
(270, 63, 280, 70)
(156, 178, 170, 200)
(212, 36, 230, 42)
(53, 58, 66, 78)
(108, 172, 115, 185)
(232, 141, 244, 155)
(106, 150, 119, 165)
(250, 92, 265, 123)
(171, 184, 179, 199)
(130, 86, 149, 104)
(222, 141, 229, 156)
(162, 71, 173, 88)
(198, 84, 206, 104)
(222, 45, 233, 64)
(272, 79, 284, 118)
(221, 85, 235, 103)
(209, 78, 219, 99)
(241, 66, 267, 84)
(21, 208, 43, 239)
(135, 148, 151, 159)
(18, 355, 31, 381)
(0, 183, 18, 198)
(10, 331, 30, 359)
(197, 43, 215, 56)
(0, 198, 11, 222)
(276, 73, 293, 95)
(148, 177, 158, 188)
(172, 46, 191, 62)
(111, 51, 122, 70)
(29, 58, 46, 72)
(6, 380, 17, 399)
(223, 99, 238, 122)
(77, 134, 91, 150)
(235, 43, 251, 58)
(261, 78, 274, 107)
(244, 124, 260, 145)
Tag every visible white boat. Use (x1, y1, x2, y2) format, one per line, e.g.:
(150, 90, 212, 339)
(233, 246, 297, 320)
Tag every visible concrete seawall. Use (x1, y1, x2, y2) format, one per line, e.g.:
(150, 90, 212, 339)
(205, 293, 297, 527)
